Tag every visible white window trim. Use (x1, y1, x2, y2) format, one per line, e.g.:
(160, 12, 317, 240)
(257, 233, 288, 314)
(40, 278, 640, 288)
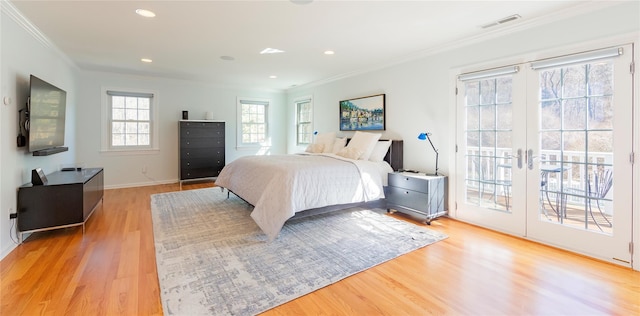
(100, 87, 160, 155)
(236, 97, 271, 149)
(294, 95, 313, 146)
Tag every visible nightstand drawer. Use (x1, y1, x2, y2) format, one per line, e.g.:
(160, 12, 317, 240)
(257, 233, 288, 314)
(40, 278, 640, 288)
(388, 172, 429, 192)
(386, 186, 429, 212)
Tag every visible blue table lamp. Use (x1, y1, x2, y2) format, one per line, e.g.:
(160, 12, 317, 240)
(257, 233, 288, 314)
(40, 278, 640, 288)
(418, 132, 439, 176)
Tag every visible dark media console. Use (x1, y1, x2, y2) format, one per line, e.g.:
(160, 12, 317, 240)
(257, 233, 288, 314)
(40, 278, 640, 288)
(17, 168, 104, 242)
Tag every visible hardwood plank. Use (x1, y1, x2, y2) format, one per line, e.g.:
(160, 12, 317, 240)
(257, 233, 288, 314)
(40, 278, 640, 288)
(1, 182, 638, 315)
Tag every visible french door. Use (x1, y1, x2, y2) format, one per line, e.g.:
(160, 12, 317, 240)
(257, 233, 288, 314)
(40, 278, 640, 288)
(456, 44, 634, 266)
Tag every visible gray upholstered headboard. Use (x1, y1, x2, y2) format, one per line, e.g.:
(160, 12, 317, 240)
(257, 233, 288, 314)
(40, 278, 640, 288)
(385, 140, 403, 171)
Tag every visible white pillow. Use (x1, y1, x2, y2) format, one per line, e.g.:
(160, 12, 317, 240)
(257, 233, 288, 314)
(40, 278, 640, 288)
(336, 146, 363, 160)
(332, 137, 347, 153)
(346, 131, 381, 160)
(369, 140, 391, 162)
(315, 132, 336, 153)
(305, 143, 324, 153)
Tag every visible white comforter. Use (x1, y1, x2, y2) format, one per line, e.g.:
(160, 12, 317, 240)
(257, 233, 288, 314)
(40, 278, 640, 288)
(214, 153, 393, 240)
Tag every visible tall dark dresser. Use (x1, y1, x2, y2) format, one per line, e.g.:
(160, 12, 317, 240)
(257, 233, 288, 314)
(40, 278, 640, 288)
(179, 120, 225, 187)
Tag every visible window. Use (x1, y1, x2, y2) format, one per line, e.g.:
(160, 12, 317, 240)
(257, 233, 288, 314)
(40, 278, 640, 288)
(237, 98, 269, 147)
(295, 96, 313, 145)
(102, 89, 159, 152)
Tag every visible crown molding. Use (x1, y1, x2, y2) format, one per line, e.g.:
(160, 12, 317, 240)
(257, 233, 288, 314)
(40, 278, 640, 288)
(1, 0, 76, 68)
(288, 1, 628, 92)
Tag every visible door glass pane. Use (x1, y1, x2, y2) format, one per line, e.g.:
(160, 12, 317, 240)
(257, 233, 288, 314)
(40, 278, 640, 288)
(464, 75, 513, 212)
(537, 61, 614, 234)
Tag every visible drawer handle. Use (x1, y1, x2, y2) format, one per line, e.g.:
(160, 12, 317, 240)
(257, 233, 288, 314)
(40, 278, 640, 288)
(405, 177, 410, 181)
(186, 131, 190, 135)
(404, 191, 409, 195)
(187, 162, 190, 166)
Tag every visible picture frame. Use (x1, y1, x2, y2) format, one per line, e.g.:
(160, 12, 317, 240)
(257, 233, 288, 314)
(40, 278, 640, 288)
(339, 94, 385, 131)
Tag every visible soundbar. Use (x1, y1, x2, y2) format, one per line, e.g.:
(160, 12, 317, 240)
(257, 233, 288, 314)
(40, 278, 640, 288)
(32, 147, 69, 156)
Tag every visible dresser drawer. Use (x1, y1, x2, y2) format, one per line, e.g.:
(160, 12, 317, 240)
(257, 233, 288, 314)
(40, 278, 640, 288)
(180, 167, 222, 180)
(386, 186, 429, 213)
(388, 172, 429, 192)
(180, 137, 224, 148)
(181, 157, 225, 169)
(181, 147, 224, 159)
(180, 126, 224, 138)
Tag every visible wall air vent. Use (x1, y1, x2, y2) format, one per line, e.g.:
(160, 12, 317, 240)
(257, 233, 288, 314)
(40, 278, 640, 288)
(481, 14, 522, 29)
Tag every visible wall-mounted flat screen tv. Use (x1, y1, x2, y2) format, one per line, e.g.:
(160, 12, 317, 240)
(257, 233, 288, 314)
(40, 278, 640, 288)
(28, 75, 67, 153)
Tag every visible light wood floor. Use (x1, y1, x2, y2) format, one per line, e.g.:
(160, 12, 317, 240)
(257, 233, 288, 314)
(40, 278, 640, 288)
(1, 182, 638, 315)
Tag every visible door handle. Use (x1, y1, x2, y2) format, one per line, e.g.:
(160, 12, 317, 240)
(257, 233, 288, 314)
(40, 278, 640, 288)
(527, 149, 537, 170)
(508, 149, 523, 169)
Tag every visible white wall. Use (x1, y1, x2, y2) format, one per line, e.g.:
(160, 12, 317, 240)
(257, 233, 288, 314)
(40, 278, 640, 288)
(75, 70, 286, 188)
(0, 5, 77, 258)
(286, 2, 639, 268)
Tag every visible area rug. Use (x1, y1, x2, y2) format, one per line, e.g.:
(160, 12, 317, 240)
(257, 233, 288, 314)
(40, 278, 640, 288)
(151, 188, 447, 315)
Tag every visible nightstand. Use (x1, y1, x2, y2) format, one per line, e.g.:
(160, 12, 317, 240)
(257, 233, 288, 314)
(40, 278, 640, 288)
(385, 172, 447, 224)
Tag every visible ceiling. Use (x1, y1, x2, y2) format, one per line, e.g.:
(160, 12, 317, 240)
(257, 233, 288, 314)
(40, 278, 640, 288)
(7, 1, 610, 91)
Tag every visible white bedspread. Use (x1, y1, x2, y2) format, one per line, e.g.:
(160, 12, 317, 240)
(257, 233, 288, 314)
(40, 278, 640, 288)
(214, 153, 393, 240)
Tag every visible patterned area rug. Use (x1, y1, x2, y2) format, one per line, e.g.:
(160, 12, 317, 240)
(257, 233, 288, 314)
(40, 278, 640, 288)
(151, 188, 447, 315)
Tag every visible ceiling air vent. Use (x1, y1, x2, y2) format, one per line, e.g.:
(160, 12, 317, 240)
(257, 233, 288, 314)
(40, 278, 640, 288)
(481, 14, 522, 29)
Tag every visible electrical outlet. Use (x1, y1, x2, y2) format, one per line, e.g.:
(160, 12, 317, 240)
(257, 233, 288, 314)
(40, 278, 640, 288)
(9, 208, 17, 219)
(142, 165, 147, 174)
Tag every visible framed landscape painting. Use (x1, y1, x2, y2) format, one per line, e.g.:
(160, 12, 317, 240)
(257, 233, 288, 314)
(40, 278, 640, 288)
(339, 94, 385, 131)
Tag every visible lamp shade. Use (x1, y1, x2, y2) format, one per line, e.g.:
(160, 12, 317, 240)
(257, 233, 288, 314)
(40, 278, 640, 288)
(417, 132, 439, 176)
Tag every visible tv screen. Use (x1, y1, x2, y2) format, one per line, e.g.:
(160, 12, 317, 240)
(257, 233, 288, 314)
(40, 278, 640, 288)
(28, 75, 67, 153)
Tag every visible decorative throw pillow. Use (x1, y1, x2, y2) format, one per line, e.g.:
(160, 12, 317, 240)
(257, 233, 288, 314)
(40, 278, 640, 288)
(336, 146, 363, 160)
(369, 140, 392, 162)
(346, 131, 381, 160)
(332, 137, 347, 153)
(305, 143, 324, 153)
(315, 132, 336, 153)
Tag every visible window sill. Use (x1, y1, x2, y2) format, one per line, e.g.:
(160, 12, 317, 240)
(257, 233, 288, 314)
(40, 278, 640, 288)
(99, 148, 160, 156)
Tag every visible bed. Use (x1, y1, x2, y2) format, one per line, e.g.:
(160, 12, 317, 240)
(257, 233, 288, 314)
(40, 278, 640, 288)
(214, 137, 403, 240)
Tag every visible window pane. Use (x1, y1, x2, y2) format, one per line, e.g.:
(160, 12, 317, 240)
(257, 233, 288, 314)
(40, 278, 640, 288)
(465, 82, 480, 106)
(112, 96, 125, 109)
(126, 122, 138, 133)
(138, 134, 150, 146)
(139, 122, 150, 133)
(138, 98, 150, 109)
(112, 108, 125, 120)
(112, 122, 125, 133)
(138, 109, 150, 121)
(126, 109, 137, 120)
(480, 79, 496, 105)
(112, 134, 125, 146)
(588, 62, 613, 96)
(480, 105, 495, 130)
(563, 99, 586, 130)
(589, 96, 613, 129)
(563, 65, 587, 98)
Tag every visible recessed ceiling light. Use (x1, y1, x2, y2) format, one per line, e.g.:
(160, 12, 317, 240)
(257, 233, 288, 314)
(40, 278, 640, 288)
(269, 75, 277, 79)
(324, 50, 335, 55)
(220, 56, 235, 61)
(141, 58, 153, 63)
(260, 48, 285, 54)
(135, 9, 156, 18)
